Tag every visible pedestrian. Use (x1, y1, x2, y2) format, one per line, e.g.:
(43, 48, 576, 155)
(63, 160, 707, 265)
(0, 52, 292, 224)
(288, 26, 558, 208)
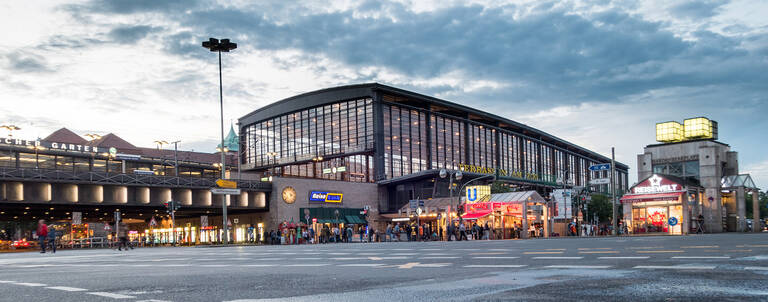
(386, 223, 392, 242)
(394, 223, 400, 242)
(359, 225, 365, 243)
(309, 227, 315, 244)
(117, 222, 132, 251)
(696, 214, 705, 234)
(459, 222, 467, 241)
(37, 219, 48, 254)
(346, 226, 353, 243)
(47, 224, 57, 254)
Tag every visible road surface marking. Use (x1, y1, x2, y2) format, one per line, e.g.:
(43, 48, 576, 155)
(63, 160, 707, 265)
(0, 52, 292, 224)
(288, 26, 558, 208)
(88, 292, 136, 299)
(727, 249, 753, 252)
(747, 245, 768, 248)
(420, 256, 461, 259)
(16, 283, 47, 287)
(470, 252, 508, 255)
(135, 300, 173, 302)
(578, 248, 614, 250)
(579, 251, 619, 254)
(338, 264, 384, 267)
(636, 250, 684, 253)
(598, 256, 650, 259)
(396, 262, 451, 269)
(472, 256, 519, 259)
(368, 256, 409, 260)
(671, 256, 730, 259)
(417, 263, 452, 268)
(390, 253, 419, 256)
(419, 249, 442, 251)
(327, 253, 351, 255)
(464, 265, 527, 268)
(545, 249, 566, 251)
(391, 249, 413, 251)
(295, 258, 323, 260)
(253, 258, 286, 261)
(627, 246, 664, 250)
(0, 281, 16, 283)
(681, 245, 719, 249)
(532, 257, 583, 260)
(284, 264, 329, 267)
(47, 286, 87, 292)
(200, 264, 230, 267)
(524, 251, 564, 255)
(331, 257, 366, 260)
(244, 264, 275, 267)
(545, 265, 612, 269)
(397, 262, 421, 269)
(634, 265, 715, 270)
(745, 266, 768, 270)
(424, 253, 454, 256)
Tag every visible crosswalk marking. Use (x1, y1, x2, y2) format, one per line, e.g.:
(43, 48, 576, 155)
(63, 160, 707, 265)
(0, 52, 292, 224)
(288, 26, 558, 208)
(524, 251, 564, 255)
(578, 251, 619, 254)
(0, 281, 16, 283)
(532, 256, 583, 260)
(284, 264, 329, 267)
(47, 286, 88, 292)
(636, 250, 684, 253)
(598, 256, 649, 259)
(420, 256, 461, 259)
(88, 292, 136, 299)
(338, 264, 384, 267)
(16, 282, 47, 287)
(745, 266, 768, 270)
(680, 246, 719, 249)
(545, 265, 612, 269)
(634, 265, 716, 270)
(671, 256, 730, 259)
(472, 256, 519, 259)
(464, 265, 527, 268)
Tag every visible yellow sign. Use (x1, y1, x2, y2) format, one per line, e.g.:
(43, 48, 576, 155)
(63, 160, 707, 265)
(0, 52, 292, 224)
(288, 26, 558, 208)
(216, 179, 237, 189)
(656, 117, 717, 143)
(465, 185, 491, 203)
(457, 164, 541, 181)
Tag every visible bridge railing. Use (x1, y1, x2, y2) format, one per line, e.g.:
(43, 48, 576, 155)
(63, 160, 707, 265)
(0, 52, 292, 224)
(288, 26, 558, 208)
(0, 167, 271, 190)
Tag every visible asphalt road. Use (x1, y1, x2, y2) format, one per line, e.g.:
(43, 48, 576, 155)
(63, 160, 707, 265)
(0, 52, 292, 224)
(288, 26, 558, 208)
(1, 234, 768, 301)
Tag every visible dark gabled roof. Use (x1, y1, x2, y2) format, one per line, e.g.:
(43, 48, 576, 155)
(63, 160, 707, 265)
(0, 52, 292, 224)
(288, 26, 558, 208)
(44, 128, 88, 145)
(239, 83, 629, 170)
(89, 133, 138, 151)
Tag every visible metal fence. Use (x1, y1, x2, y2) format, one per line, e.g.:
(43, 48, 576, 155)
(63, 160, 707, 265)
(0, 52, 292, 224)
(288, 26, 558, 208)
(0, 167, 271, 190)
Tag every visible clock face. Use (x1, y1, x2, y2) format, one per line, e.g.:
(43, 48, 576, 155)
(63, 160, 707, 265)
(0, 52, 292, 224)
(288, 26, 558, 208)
(282, 186, 296, 204)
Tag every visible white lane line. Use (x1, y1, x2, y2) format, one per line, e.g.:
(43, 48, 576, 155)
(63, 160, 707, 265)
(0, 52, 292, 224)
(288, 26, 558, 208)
(671, 256, 730, 259)
(472, 256, 519, 259)
(545, 265, 612, 269)
(88, 292, 136, 299)
(0, 281, 16, 283)
(47, 286, 88, 292)
(744, 266, 768, 271)
(136, 300, 173, 302)
(327, 253, 351, 255)
(598, 256, 650, 259)
(420, 256, 461, 259)
(423, 253, 453, 256)
(368, 256, 410, 260)
(252, 258, 285, 261)
(284, 264, 329, 267)
(295, 258, 323, 260)
(634, 265, 716, 270)
(532, 257, 583, 260)
(330, 257, 366, 260)
(16, 282, 47, 287)
(464, 265, 527, 268)
(391, 253, 419, 256)
(200, 264, 230, 267)
(244, 264, 275, 267)
(338, 264, 384, 267)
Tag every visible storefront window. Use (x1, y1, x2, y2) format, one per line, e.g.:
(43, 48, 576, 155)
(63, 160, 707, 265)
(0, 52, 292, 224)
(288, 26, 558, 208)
(37, 154, 56, 169)
(74, 157, 90, 172)
(0, 150, 14, 167)
(18, 152, 37, 168)
(92, 159, 107, 172)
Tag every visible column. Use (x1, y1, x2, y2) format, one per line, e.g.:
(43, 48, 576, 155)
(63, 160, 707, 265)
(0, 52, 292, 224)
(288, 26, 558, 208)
(543, 205, 549, 238)
(521, 201, 528, 239)
(681, 192, 689, 235)
(753, 190, 761, 233)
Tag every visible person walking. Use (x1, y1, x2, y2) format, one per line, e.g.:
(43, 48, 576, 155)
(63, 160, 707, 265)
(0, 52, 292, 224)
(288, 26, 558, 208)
(394, 223, 401, 242)
(47, 225, 57, 254)
(359, 225, 365, 243)
(696, 214, 705, 234)
(37, 219, 48, 254)
(459, 221, 467, 241)
(117, 222, 131, 251)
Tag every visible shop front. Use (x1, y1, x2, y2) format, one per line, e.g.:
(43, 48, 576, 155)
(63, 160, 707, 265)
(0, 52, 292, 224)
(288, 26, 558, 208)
(299, 207, 368, 243)
(461, 191, 548, 239)
(621, 174, 695, 235)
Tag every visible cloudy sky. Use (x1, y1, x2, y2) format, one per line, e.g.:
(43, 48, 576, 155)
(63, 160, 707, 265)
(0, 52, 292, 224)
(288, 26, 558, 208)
(1, 0, 767, 188)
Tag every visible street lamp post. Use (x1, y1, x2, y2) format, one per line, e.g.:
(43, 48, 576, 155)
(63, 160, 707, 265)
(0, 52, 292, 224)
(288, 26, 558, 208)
(0, 125, 21, 138)
(202, 37, 237, 245)
(439, 168, 462, 239)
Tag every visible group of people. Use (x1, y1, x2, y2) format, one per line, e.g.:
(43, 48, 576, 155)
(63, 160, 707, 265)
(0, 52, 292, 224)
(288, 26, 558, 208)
(268, 224, 372, 245)
(36, 219, 57, 254)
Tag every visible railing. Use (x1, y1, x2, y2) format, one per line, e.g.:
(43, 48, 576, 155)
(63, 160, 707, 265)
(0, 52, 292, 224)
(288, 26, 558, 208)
(0, 167, 271, 190)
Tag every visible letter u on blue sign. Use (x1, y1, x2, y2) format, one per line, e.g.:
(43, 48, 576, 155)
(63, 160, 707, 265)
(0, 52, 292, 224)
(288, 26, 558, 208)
(467, 188, 477, 202)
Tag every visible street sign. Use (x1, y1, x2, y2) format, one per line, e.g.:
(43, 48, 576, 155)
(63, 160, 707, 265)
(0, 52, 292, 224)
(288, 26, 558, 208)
(227, 219, 232, 227)
(104, 224, 111, 231)
(668, 217, 678, 226)
(72, 212, 82, 225)
(149, 217, 157, 227)
(419, 200, 425, 207)
(233, 218, 239, 224)
(211, 188, 241, 195)
(589, 178, 611, 185)
(589, 163, 611, 171)
(409, 200, 418, 209)
(201, 215, 208, 227)
(416, 207, 423, 215)
(216, 179, 237, 188)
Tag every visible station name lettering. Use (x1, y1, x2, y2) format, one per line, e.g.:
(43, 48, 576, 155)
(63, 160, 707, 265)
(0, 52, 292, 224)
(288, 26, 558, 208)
(457, 164, 540, 181)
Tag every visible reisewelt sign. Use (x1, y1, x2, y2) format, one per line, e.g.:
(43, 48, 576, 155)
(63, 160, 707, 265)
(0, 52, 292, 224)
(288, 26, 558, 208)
(309, 191, 343, 203)
(632, 175, 682, 194)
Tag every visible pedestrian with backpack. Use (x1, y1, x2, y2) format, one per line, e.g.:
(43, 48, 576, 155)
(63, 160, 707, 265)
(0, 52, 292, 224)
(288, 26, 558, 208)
(37, 219, 48, 254)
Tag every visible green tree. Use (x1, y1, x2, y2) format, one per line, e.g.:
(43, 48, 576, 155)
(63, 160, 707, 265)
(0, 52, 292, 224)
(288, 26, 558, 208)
(587, 194, 613, 224)
(490, 181, 512, 194)
(745, 191, 768, 219)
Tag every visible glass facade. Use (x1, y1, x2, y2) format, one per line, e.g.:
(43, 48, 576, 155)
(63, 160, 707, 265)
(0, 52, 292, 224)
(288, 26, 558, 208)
(243, 98, 375, 182)
(241, 92, 629, 196)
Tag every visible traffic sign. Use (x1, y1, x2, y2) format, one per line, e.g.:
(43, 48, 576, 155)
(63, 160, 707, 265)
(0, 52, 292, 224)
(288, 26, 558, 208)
(416, 207, 423, 215)
(72, 212, 82, 225)
(668, 217, 678, 226)
(211, 188, 241, 195)
(104, 224, 111, 231)
(149, 217, 157, 227)
(409, 200, 418, 209)
(216, 179, 237, 189)
(589, 178, 611, 185)
(589, 163, 611, 171)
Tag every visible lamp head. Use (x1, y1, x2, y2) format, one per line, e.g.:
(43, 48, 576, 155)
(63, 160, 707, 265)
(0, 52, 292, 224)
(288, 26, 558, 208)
(439, 168, 447, 179)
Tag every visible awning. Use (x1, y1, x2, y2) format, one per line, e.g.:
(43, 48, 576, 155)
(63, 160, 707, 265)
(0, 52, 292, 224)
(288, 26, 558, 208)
(345, 215, 367, 224)
(620, 192, 682, 203)
(461, 212, 491, 220)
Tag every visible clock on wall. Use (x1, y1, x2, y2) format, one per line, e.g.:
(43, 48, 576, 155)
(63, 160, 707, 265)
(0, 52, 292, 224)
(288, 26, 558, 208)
(282, 186, 296, 204)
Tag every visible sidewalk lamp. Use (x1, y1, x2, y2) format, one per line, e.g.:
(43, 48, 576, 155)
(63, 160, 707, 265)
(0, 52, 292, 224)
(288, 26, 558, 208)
(85, 133, 102, 141)
(202, 37, 237, 246)
(439, 168, 462, 223)
(1, 125, 21, 138)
